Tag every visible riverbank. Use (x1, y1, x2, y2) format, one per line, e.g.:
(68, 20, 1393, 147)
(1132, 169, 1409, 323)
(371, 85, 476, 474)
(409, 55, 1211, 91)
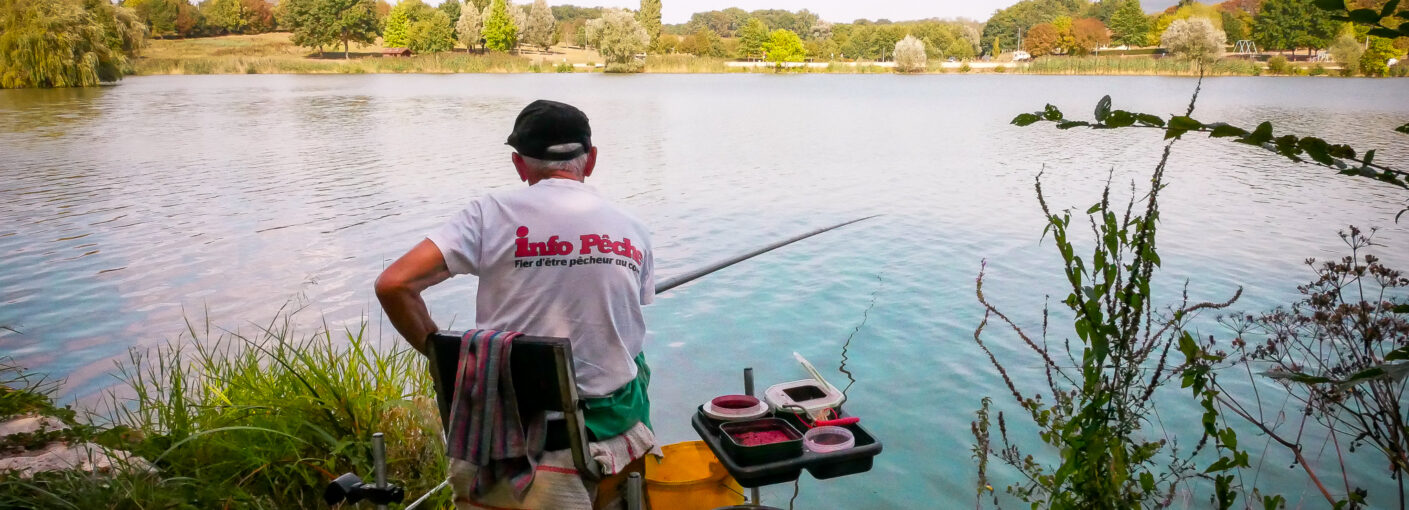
(0, 314, 450, 508)
(132, 32, 1387, 77)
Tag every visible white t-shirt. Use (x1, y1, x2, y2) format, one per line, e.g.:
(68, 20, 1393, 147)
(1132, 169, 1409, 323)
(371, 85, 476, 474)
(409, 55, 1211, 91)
(427, 178, 655, 397)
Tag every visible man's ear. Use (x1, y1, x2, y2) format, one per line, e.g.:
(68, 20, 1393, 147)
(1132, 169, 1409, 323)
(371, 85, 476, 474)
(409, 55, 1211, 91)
(511, 153, 530, 183)
(582, 147, 598, 178)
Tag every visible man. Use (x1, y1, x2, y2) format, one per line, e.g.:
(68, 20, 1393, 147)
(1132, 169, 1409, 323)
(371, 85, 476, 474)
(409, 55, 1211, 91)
(374, 100, 656, 509)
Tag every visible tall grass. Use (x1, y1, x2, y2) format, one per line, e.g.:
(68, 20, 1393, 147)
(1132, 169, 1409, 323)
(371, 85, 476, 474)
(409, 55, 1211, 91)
(2, 310, 450, 509)
(1023, 56, 1260, 76)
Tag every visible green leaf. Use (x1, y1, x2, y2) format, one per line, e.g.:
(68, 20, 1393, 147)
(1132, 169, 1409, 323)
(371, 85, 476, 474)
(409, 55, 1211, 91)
(1165, 128, 1187, 140)
(1262, 370, 1333, 384)
(1329, 144, 1357, 159)
(1105, 110, 1136, 128)
(1386, 345, 1409, 361)
(1095, 95, 1112, 122)
(1012, 113, 1041, 126)
(1364, 149, 1376, 167)
(1382, 0, 1400, 18)
(1349, 8, 1382, 22)
(1398, 123, 1409, 135)
(1043, 104, 1063, 121)
(1274, 135, 1303, 161)
(1057, 120, 1090, 130)
(1394, 303, 1409, 314)
(1298, 137, 1335, 165)
(1135, 113, 1164, 127)
(1204, 457, 1234, 473)
(1240, 121, 1273, 145)
(1168, 116, 1203, 131)
(1313, 0, 1345, 10)
(1369, 27, 1402, 38)
(1209, 123, 1248, 138)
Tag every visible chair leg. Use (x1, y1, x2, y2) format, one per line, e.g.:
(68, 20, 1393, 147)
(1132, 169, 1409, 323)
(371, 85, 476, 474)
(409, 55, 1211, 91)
(626, 472, 643, 510)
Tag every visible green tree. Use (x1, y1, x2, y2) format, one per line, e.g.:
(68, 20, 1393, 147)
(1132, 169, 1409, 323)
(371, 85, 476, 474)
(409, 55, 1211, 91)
(1329, 33, 1363, 75)
(678, 27, 724, 57)
(594, 8, 647, 72)
(522, 0, 555, 51)
(467, 0, 489, 16)
(1, 0, 146, 88)
(980, 0, 1088, 54)
(437, 0, 460, 34)
(638, 0, 661, 51)
(762, 28, 805, 64)
(382, 3, 410, 47)
(407, 9, 453, 53)
(1359, 35, 1399, 76)
(1109, 0, 1152, 46)
(945, 37, 975, 59)
(1253, 0, 1336, 54)
(129, 0, 179, 37)
(280, 0, 376, 58)
(1220, 11, 1246, 42)
(737, 17, 768, 58)
(456, 4, 482, 51)
(481, 0, 517, 51)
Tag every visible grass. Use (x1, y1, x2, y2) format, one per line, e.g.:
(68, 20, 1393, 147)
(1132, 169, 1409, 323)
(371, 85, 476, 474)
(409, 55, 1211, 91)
(1021, 55, 1262, 76)
(1, 308, 450, 509)
(135, 32, 534, 75)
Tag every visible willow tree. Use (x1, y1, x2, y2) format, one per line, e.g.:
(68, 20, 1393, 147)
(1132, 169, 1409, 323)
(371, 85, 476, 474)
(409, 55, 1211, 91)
(1161, 17, 1225, 63)
(456, 6, 482, 52)
(523, 0, 555, 51)
(893, 34, 926, 72)
(594, 8, 647, 72)
(0, 0, 146, 88)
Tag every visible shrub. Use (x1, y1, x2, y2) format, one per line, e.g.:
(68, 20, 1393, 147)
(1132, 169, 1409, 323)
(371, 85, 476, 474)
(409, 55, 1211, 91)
(1160, 17, 1225, 63)
(1309, 64, 1326, 76)
(993, 65, 1006, 73)
(893, 34, 926, 73)
(1267, 54, 1290, 75)
(959, 62, 971, 73)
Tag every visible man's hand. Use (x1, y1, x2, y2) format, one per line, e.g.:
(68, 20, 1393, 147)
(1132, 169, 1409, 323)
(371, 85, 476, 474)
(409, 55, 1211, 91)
(375, 239, 452, 354)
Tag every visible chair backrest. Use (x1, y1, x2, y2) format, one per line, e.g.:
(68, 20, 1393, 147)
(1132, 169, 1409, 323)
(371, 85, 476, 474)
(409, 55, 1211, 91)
(425, 331, 600, 480)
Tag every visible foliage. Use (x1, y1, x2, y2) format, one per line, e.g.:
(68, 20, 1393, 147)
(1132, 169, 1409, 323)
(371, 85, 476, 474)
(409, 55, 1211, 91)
(638, 0, 661, 50)
(1267, 54, 1292, 73)
(893, 34, 926, 72)
(1253, 0, 1338, 51)
(1220, 10, 1247, 41)
(1069, 17, 1111, 55)
(1024, 54, 1259, 74)
(762, 29, 806, 64)
(438, 0, 460, 34)
(0, 0, 146, 88)
(1217, 227, 1409, 506)
(737, 17, 769, 58)
(1162, 17, 1227, 63)
(522, 0, 555, 51)
(1110, 0, 1154, 46)
(678, 27, 725, 57)
(978, 87, 1250, 509)
(407, 10, 454, 53)
(1360, 35, 1401, 76)
(457, 4, 482, 51)
(946, 38, 977, 59)
(380, 0, 413, 47)
(1329, 33, 1365, 73)
(128, 0, 201, 38)
(203, 0, 275, 35)
(481, 0, 517, 52)
(594, 8, 647, 72)
(1318, 0, 1409, 40)
(280, 0, 377, 58)
(1024, 23, 1062, 56)
(682, 7, 749, 37)
(981, 0, 1089, 55)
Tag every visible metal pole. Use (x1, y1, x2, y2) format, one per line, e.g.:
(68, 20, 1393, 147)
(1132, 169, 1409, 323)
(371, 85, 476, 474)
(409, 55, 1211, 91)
(654, 216, 878, 295)
(373, 432, 388, 510)
(744, 368, 760, 506)
(626, 472, 643, 510)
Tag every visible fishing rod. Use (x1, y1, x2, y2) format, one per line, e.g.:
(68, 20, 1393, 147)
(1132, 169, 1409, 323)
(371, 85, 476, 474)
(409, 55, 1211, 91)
(654, 215, 879, 294)
(340, 215, 879, 509)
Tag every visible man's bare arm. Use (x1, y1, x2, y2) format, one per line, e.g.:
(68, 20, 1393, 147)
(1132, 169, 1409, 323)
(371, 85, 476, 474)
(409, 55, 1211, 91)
(375, 239, 452, 354)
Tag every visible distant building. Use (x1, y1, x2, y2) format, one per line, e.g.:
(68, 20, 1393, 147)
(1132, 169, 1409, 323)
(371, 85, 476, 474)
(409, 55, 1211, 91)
(382, 48, 412, 58)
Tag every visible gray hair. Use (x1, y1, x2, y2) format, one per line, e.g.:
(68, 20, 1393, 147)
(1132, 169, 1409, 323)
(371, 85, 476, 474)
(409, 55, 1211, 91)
(519, 143, 589, 177)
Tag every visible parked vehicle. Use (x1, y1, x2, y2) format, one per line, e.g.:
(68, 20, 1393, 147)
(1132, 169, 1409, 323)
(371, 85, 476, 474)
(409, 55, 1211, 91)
(1012, 51, 1031, 62)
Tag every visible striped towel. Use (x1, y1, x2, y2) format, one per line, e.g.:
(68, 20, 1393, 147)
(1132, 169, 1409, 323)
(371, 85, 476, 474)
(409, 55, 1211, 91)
(445, 329, 546, 500)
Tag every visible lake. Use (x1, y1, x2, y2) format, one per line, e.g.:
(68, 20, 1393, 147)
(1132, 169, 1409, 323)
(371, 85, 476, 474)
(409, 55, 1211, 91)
(2, 74, 1408, 507)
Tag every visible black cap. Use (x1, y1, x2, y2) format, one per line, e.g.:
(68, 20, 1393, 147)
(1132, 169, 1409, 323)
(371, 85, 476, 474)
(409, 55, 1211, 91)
(506, 100, 592, 161)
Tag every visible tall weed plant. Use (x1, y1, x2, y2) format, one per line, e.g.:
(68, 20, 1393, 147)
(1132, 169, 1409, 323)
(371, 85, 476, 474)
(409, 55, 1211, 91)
(106, 309, 448, 508)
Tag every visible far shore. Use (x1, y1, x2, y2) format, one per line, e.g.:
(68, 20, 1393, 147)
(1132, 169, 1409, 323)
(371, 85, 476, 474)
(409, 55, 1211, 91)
(131, 33, 1371, 78)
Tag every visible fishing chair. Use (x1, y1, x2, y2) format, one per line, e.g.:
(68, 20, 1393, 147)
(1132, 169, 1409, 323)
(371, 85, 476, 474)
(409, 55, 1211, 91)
(425, 331, 644, 510)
